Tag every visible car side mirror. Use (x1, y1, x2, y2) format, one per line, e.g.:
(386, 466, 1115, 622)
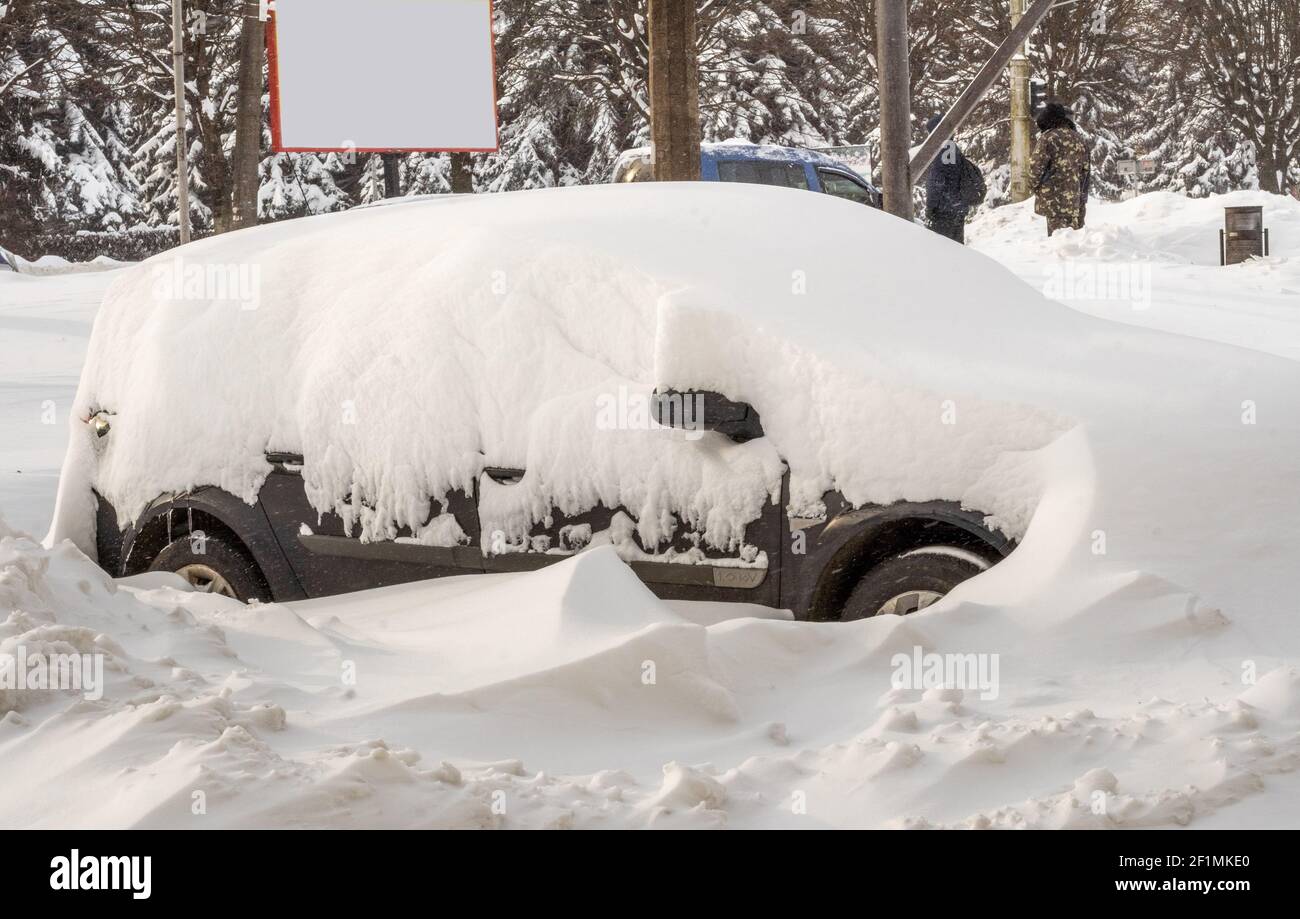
(650, 389, 764, 443)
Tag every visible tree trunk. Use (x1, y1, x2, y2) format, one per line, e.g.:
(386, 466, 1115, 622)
(383, 153, 402, 198)
(1254, 127, 1284, 195)
(647, 0, 701, 181)
(231, 0, 265, 231)
(450, 151, 474, 193)
(876, 0, 912, 218)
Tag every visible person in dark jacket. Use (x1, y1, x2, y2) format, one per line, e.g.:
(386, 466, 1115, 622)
(923, 114, 986, 244)
(1030, 102, 1091, 236)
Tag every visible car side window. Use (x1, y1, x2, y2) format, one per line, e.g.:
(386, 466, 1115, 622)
(716, 160, 810, 190)
(817, 169, 875, 205)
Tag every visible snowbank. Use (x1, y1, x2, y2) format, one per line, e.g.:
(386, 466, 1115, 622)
(2, 253, 127, 276)
(970, 190, 1300, 360)
(5, 509, 1300, 828)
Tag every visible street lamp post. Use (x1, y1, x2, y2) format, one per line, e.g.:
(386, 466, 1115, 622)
(1009, 0, 1034, 202)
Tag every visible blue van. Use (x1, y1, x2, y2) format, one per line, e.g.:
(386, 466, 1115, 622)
(612, 142, 882, 209)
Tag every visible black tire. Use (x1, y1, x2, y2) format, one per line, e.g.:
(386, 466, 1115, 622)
(841, 548, 988, 620)
(148, 534, 269, 602)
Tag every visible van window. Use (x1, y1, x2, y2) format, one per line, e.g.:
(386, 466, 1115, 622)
(817, 170, 875, 205)
(716, 160, 810, 189)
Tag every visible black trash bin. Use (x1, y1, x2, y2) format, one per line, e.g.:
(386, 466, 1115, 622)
(1220, 206, 1270, 265)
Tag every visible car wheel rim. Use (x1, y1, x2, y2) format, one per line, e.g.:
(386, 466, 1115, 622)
(174, 563, 237, 598)
(875, 589, 945, 617)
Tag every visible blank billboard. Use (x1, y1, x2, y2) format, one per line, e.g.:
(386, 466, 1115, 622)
(268, 0, 498, 152)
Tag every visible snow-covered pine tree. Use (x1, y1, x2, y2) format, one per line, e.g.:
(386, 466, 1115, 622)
(123, 0, 245, 235)
(0, 0, 141, 247)
(480, 1, 845, 189)
(356, 152, 389, 204)
(258, 151, 350, 219)
(1170, 0, 1300, 194)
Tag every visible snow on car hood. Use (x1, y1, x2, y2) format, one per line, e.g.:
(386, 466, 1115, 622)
(46, 184, 1298, 606)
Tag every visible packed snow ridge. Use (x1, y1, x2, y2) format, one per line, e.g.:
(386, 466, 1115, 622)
(4, 513, 1300, 828)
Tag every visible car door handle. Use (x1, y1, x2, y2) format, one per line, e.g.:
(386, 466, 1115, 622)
(483, 467, 525, 484)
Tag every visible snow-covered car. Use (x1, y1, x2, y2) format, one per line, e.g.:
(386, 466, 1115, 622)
(0, 247, 16, 272)
(612, 141, 882, 208)
(49, 183, 1072, 617)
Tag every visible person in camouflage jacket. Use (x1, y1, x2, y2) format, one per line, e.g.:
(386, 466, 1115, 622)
(1030, 103, 1091, 236)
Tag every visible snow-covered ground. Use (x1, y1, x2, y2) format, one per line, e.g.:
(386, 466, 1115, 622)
(0, 269, 116, 537)
(6, 529, 1297, 829)
(2, 189, 1299, 828)
(970, 190, 1300, 362)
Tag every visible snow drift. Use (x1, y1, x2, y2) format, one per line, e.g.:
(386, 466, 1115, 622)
(6, 506, 1300, 828)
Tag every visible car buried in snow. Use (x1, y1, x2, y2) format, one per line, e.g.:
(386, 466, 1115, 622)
(50, 183, 1065, 619)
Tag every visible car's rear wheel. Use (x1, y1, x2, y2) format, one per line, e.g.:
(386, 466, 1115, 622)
(148, 535, 269, 602)
(841, 546, 991, 620)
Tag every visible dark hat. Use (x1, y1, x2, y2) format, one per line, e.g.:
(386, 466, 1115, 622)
(1035, 101, 1076, 132)
(927, 114, 944, 133)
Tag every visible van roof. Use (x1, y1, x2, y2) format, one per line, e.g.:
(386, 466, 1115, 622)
(611, 141, 870, 183)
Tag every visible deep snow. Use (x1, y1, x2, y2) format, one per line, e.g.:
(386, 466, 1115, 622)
(970, 190, 1300, 361)
(3, 521, 1299, 828)
(2, 187, 1299, 828)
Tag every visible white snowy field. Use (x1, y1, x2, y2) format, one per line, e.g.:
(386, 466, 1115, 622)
(969, 190, 1300, 362)
(0, 269, 115, 537)
(1, 188, 1299, 829)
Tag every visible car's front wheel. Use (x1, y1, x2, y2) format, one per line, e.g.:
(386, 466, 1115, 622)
(841, 546, 991, 620)
(148, 534, 269, 602)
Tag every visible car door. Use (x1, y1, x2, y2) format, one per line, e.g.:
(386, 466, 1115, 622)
(475, 410, 784, 608)
(258, 450, 484, 596)
(816, 168, 881, 208)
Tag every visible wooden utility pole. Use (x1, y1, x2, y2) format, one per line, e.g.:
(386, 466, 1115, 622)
(1008, 0, 1034, 202)
(171, 0, 192, 244)
(231, 0, 265, 230)
(875, 0, 912, 220)
(449, 151, 474, 193)
(647, 0, 701, 181)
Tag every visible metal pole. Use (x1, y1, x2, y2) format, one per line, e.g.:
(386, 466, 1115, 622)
(875, 0, 912, 220)
(172, 0, 192, 244)
(909, 0, 1055, 184)
(1008, 0, 1034, 202)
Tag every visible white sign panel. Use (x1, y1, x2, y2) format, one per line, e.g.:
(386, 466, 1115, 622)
(269, 0, 498, 152)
